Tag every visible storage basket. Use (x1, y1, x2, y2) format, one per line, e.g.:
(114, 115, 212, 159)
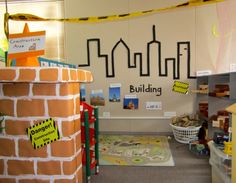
(170, 124, 201, 144)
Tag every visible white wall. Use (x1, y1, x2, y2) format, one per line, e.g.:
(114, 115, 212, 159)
(63, 0, 235, 133)
(195, 0, 236, 74)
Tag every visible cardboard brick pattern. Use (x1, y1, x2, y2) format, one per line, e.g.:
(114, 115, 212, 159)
(0, 67, 93, 183)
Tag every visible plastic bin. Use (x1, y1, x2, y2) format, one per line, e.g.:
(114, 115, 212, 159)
(212, 164, 231, 183)
(208, 141, 231, 183)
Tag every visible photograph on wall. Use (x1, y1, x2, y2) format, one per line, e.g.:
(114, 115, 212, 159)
(90, 89, 105, 106)
(109, 83, 121, 102)
(80, 84, 86, 101)
(123, 95, 139, 110)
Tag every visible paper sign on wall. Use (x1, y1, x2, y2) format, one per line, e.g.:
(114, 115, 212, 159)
(172, 81, 189, 94)
(146, 102, 162, 110)
(26, 118, 60, 149)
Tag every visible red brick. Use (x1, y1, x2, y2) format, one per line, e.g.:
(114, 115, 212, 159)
(76, 168, 83, 183)
(54, 176, 76, 183)
(74, 119, 81, 132)
(3, 83, 29, 97)
(62, 152, 82, 175)
(19, 180, 50, 183)
(8, 160, 34, 175)
(75, 97, 80, 114)
(75, 133, 81, 152)
(0, 69, 16, 81)
(70, 69, 77, 81)
(62, 68, 69, 81)
(40, 68, 58, 81)
(18, 69, 36, 81)
(62, 120, 75, 137)
(60, 83, 74, 96)
(76, 153, 82, 167)
(0, 138, 15, 156)
(63, 156, 77, 175)
(17, 99, 45, 117)
(0, 159, 4, 174)
(48, 99, 74, 117)
(18, 139, 47, 158)
(77, 70, 85, 81)
(5, 120, 30, 135)
(0, 178, 16, 183)
(51, 139, 75, 157)
(60, 83, 80, 96)
(0, 99, 14, 116)
(37, 160, 61, 175)
(73, 83, 80, 95)
(86, 71, 93, 82)
(76, 151, 82, 168)
(32, 83, 56, 96)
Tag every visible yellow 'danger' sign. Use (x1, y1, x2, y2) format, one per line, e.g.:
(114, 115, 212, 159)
(26, 118, 60, 149)
(172, 81, 189, 94)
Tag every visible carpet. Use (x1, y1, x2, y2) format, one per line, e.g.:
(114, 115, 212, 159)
(99, 134, 175, 166)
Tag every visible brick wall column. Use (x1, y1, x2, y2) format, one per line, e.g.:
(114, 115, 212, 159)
(0, 67, 93, 183)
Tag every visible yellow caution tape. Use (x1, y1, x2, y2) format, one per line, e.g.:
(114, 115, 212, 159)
(7, 0, 224, 23)
(4, 12, 9, 38)
(4, 0, 224, 38)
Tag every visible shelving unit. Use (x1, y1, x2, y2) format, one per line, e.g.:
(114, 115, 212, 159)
(80, 102, 99, 183)
(196, 72, 236, 183)
(196, 72, 236, 138)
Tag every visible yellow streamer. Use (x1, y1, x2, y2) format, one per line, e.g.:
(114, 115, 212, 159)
(7, 0, 224, 23)
(4, 12, 9, 38)
(4, 0, 225, 38)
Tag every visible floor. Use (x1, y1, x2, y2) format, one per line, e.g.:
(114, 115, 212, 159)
(85, 135, 211, 183)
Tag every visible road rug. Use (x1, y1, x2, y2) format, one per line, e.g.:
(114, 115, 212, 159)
(99, 134, 175, 166)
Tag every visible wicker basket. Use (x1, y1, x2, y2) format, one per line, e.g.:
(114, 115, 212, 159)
(170, 124, 201, 144)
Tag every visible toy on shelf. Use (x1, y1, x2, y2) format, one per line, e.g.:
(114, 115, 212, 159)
(80, 101, 99, 183)
(208, 84, 230, 97)
(191, 84, 208, 94)
(198, 101, 208, 118)
(223, 126, 232, 156)
(211, 110, 229, 132)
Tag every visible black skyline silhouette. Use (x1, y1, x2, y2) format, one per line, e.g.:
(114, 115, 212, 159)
(79, 25, 196, 79)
